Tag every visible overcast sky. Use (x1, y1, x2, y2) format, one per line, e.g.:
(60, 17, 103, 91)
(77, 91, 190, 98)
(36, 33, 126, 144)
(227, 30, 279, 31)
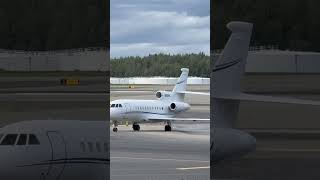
(110, 0, 210, 58)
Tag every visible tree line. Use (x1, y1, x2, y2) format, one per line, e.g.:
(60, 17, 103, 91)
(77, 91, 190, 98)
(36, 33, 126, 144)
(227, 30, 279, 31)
(213, 0, 320, 52)
(0, 0, 108, 50)
(111, 53, 210, 77)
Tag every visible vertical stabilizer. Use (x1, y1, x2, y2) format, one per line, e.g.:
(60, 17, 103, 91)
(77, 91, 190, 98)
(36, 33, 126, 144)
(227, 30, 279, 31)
(172, 68, 189, 101)
(212, 22, 252, 128)
(212, 22, 252, 96)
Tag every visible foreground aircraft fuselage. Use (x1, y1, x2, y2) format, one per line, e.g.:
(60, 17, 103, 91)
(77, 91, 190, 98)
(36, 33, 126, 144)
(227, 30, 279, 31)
(0, 120, 109, 180)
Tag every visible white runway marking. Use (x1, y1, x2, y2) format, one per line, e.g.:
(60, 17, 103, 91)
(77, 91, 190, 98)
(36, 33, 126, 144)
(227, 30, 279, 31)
(176, 166, 210, 170)
(111, 172, 208, 177)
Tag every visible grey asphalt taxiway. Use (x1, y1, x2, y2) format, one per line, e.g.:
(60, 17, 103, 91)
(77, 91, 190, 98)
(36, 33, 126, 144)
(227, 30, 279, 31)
(110, 85, 210, 180)
(111, 125, 209, 180)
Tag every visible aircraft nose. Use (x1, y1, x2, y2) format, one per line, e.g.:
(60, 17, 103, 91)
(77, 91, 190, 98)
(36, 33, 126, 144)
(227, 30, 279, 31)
(110, 108, 119, 120)
(211, 128, 256, 163)
(110, 108, 115, 119)
(0, 150, 19, 178)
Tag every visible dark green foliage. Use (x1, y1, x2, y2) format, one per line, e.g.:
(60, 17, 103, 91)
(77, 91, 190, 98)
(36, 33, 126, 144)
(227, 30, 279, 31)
(213, 0, 320, 52)
(0, 0, 108, 50)
(111, 53, 210, 77)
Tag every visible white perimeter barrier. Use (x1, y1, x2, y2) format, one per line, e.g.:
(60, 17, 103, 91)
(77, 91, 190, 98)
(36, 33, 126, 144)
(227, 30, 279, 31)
(213, 50, 320, 73)
(111, 77, 210, 85)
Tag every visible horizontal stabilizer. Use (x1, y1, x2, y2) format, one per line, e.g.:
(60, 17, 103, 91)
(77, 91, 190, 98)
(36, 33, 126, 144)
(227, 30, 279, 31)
(176, 91, 210, 96)
(148, 117, 210, 122)
(214, 93, 320, 106)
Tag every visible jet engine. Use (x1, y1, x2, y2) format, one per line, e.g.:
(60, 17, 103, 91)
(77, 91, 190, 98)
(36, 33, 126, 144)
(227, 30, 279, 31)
(155, 91, 162, 98)
(168, 102, 190, 112)
(155, 91, 172, 100)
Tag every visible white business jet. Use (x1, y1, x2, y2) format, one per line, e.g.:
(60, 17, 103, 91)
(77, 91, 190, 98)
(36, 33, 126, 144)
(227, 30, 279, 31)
(0, 120, 109, 180)
(110, 68, 209, 132)
(211, 21, 320, 163)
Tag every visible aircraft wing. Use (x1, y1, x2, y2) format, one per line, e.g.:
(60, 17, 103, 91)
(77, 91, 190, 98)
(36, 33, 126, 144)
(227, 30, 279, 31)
(148, 117, 210, 122)
(215, 93, 320, 105)
(176, 91, 210, 96)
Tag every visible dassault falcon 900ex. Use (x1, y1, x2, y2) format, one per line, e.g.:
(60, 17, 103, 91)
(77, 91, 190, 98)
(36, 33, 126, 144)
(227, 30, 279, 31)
(110, 68, 210, 132)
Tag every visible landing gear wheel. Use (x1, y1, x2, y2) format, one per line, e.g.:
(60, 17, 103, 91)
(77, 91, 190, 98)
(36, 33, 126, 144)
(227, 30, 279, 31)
(164, 125, 172, 131)
(112, 120, 118, 132)
(132, 123, 140, 131)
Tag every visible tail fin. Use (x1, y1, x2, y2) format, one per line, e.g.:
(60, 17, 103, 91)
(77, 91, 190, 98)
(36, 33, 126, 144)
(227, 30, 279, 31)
(172, 68, 189, 101)
(212, 22, 253, 128)
(212, 22, 252, 96)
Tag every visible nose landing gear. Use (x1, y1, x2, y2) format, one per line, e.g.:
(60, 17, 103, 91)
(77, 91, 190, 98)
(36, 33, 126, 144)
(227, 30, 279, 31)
(164, 121, 172, 131)
(132, 122, 140, 131)
(113, 120, 118, 132)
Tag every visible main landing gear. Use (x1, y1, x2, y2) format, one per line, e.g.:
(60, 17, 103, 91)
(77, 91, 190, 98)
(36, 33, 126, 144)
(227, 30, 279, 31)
(164, 121, 172, 131)
(132, 122, 140, 131)
(112, 120, 118, 132)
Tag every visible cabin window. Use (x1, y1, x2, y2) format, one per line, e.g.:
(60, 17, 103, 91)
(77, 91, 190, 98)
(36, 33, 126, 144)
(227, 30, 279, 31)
(88, 142, 93, 152)
(96, 142, 101, 152)
(80, 142, 86, 152)
(116, 104, 119, 107)
(17, 134, 27, 145)
(110, 104, 115, 108)
(1, 134, 18, 145)
(28, 134, 40, 145)
(119, 104, 122, 108)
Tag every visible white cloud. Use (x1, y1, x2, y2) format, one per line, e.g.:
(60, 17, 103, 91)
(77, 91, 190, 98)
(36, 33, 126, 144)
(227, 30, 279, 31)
(110, 0, 210, 57)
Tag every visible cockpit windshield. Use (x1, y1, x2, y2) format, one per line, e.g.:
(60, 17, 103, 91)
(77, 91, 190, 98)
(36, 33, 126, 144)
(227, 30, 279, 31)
(0, 134, 40, 146)
(110, 104, 123, 108)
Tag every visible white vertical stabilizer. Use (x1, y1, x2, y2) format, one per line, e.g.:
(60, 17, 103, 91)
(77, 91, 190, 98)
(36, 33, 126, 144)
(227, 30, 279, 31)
(172, 68, 189, 102)
(212, 22, 253, 128)
(212, 22, 253, 96)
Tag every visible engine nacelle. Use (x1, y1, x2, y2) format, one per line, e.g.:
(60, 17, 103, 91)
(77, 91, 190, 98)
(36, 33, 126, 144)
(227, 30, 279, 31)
(155, 91, 172, 100)
(168, 102, 190, 112)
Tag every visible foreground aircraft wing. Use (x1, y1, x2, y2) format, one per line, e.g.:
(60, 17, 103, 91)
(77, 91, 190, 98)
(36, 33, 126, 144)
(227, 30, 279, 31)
(215, 93, 320, 106)
(148, 117, 210, 122)
(176, 91, 210, 96)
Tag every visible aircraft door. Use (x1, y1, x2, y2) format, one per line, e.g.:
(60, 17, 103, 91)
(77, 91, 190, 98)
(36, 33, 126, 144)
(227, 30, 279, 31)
(46, 131, 67, 180)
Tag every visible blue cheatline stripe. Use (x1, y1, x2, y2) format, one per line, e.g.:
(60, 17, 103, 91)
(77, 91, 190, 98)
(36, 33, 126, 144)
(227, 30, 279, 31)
(121, 111, 174, 116)
(176, 79, 187, 85)
(17, 158, 110, 167)
(212, 59, 241, 72)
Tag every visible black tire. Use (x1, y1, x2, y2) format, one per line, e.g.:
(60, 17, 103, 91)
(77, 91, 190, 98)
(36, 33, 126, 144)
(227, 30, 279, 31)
(164, 125, 172, 131)
(113, 127, 118, 132)
(133, 124, 140, 131)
